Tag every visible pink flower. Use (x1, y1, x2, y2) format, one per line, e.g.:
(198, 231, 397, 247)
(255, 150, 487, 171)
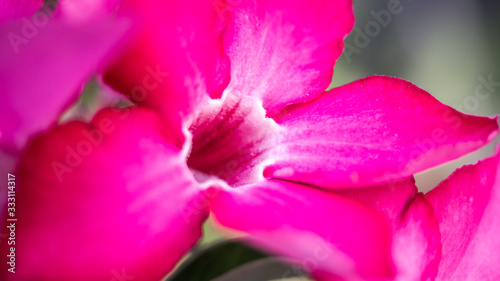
(0, 2, 124, 151)
(1, 0, 498, 281)
(336, 147, 500, 281)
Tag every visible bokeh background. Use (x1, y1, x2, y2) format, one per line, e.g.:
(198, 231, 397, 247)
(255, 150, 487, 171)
(331, 0, 500, 192)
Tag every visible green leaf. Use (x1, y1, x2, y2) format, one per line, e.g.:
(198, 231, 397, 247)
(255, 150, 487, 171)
(166, 239, 268, 281)
(211, 257, 308, 281)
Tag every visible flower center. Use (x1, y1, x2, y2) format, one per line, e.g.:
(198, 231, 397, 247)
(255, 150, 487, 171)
(186, 92, 280, 187)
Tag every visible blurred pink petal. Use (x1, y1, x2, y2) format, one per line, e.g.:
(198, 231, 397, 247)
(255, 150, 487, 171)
(209, 179, 394, 280)
(223, 0, 354, 117)
(264, 76, 499, 188)
(425, 148, 500, 281)
(55, 0, 122, 22)
(0, 19, 128, 155)
(0, 108, 208, 281)
(0, 0, 42, 22)
(103, 0, 230, 146)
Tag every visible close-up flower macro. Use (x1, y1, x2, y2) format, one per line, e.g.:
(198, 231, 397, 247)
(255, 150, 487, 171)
(1, 0, 499, 280)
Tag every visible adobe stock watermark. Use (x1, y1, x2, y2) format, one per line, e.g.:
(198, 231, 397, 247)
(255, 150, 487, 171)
(51, 65, 169, 182)
(453, 74, 500, 114)
(6, 0, 62, 54)
(343, 0, 411, 63)
(382, 73, 499, 186)
(51, 117, 116, 182)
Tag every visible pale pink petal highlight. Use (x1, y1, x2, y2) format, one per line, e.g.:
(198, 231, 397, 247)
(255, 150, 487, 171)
(392, 194, 441, 281)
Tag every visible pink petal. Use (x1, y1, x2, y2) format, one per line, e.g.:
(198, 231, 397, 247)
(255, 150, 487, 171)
(314, 195, 442, 281)
(265, 76, 499, 188)
(0, 0, 42, 22)
(223, 0, 354, 117)
(0, 108, 208, 281)
(336, 178, 418, 225)
(209, 179, 394, 280)
(392, 194, 441, 281)
(187, 93, 279, 187)
(54, 0, 123, 22)
(0, 19, 128, 155)
(425, 148, 500, 281)
(103, 0, 230, 146)
(338, 180, 441, 281)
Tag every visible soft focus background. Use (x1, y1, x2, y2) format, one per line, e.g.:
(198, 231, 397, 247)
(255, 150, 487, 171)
(330, 0, 500, 192)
